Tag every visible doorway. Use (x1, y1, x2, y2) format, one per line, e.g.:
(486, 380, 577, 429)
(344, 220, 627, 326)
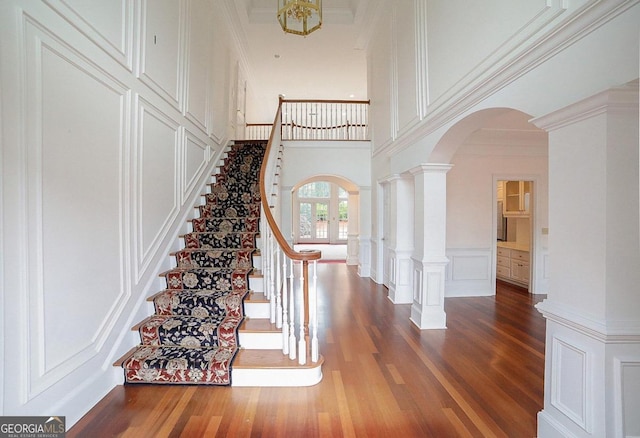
(496, 179, 533, 290)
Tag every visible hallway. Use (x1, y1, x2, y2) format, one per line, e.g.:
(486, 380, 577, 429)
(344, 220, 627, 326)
(70, 264, 545, 437)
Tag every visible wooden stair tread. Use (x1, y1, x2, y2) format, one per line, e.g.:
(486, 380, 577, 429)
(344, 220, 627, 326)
(240, 318, 278, 332)
(112, 347, 138, 367)
(233, 350, 324, 370)
(245, 291, 267, 302)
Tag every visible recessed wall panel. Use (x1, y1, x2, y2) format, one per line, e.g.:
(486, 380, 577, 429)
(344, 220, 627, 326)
(138, 0, 182, 107)
(552, 337, 589, 430)
(184, 0, 211, 131)
(451, 255, 489, 280)
(36, 43, 126, 376)
(369, 12, 393, 150)
(136, 99, 179, 275)
(44, 0, 133, 69)
(183, 130, 208, 198)
(395, 0, 419, 132)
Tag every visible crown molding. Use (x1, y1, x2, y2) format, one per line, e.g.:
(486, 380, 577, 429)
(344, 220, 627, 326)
(530, 81, 639, 131)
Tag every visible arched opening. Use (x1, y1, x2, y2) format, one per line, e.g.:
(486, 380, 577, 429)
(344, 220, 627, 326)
(291, 175, 360, 264)
(432, 108, 549, 296)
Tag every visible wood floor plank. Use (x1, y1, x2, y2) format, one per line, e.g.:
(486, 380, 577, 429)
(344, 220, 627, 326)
(69, 264, 545, 437)
(394, 323, 505, 438)
(442, 407, 475, 438)
(332, 370, 357, 438)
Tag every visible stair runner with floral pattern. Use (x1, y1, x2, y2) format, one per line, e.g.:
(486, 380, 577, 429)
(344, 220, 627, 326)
(120, 142, 265, 385)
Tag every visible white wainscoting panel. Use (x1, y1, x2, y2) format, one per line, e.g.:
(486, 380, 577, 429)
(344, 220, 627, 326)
(183, 129, 209, 200)
(369, 239, 379, 282)
(551, 336, 590, 432)
(357, 237, 371, 278)
(43, 0, 134, 70)
(134, 97, 180, 280)
(138, 0, 184, 108)
(413, 269, 423, 304)
(615, 357, 640, 438)
(445, 248, 493, 297)
(25, 23, 130, 397)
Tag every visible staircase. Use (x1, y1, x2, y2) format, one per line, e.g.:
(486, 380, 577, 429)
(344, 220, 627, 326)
(116, 141, 322, 387)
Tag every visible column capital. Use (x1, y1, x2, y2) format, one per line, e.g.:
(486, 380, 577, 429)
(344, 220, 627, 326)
(408, 163, 454, 176)
(378, 173, 411, 185)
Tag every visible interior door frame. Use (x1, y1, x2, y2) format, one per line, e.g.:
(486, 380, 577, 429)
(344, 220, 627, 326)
(493, 175, 538, 293)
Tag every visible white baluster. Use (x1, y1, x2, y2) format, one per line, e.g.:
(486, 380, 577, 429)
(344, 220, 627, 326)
(288, 259, 297, 361)
(263, 226, 270, 300)
(282, 255, 289, 355)
(269, 231, 276, 324)
(298, 262, 307, 366)
(275, 246, 282, 328)
(311, 259, 319, 363)
(259, 211, 267, 299)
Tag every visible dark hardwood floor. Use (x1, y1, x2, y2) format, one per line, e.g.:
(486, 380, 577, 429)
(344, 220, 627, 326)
(69, 265, 545, 437)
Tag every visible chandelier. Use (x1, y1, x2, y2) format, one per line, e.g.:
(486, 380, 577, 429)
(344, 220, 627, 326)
(277, 0, 322, 36)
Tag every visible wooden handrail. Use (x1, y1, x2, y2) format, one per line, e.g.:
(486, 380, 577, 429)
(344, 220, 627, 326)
(260, 99, 321, 262)
(285, 120, 368, 130)
(281, 98, 370, 105)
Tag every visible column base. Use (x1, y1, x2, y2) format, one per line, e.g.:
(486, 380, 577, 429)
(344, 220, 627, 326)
(410, 304, 447, 330)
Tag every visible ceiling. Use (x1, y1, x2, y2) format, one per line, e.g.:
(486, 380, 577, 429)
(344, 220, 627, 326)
(228, 0, 375, 121)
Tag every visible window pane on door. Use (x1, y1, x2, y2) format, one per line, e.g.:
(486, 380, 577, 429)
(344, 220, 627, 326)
(315, 203, 328, 239)
(299, 202, 312, 239)
(338, 200, 348, 240)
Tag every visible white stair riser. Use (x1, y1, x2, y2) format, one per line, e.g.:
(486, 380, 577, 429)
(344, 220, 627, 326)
(252, 254, 262, 270)
(249, 276, 264, 293)
(238, 332, 283, 350)
(244, 301, 270, 319)
(231, 367, 323, 387)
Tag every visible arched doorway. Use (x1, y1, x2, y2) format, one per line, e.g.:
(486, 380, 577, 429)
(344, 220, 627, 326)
(291, 175, 360, 265)
(432, 108, 549, 296)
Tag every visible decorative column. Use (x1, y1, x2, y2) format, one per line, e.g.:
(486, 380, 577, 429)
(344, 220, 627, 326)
(382, 174, 414, 304)
(357, 186, 372, 277)
(531, 84, 639, 438)
(346, 190, 359, 266)
(409, 164, 453, 329)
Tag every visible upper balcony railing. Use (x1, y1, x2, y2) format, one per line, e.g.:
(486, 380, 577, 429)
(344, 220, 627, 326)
(245, 98, 370, 142)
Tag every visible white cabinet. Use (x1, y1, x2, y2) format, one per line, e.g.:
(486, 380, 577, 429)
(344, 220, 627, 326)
(496, 246, 529, 287)
(503, 181, 531, 217)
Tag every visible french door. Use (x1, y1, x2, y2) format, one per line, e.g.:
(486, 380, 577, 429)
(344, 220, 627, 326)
(299, 201, 329, 243)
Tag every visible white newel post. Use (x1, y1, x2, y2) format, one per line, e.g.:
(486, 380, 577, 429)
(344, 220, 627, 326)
(409, 164, 452, 330)
(531, 84, 640, 438)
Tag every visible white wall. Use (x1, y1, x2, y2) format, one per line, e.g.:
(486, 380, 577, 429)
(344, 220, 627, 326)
(0, 0, 242, 426)
(446, 141, 549, 296)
